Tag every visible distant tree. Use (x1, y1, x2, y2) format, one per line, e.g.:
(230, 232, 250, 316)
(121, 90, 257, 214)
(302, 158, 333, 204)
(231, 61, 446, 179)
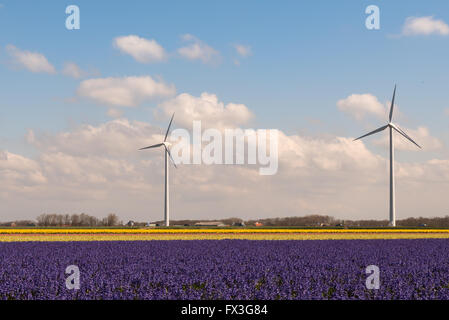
(221, 217, 243, 226)
(37, 214, 50, 226)
(20, 214, 449, 228)
(63, 214, 71, 226)
(78, 213, 90, 226)
(105, 213, 120, 226)
(55, 214, 64, 226)
(71, 214, 80, 226)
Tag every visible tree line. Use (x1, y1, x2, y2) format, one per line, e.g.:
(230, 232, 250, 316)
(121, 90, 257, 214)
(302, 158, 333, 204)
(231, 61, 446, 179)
(249, 215, 449, 228)
(3, 214, 449, 228)
(36, 213, 121, 226)
(9, 213, 123, 227)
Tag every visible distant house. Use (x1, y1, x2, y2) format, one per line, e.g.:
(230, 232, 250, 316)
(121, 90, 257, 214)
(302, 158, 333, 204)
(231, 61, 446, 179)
(195, 221, 226, 227)
(232, 222, 245, 227)
(419, 223, 427, 227)
(254, 222, 263, 227)
(126, 220, 135, 227)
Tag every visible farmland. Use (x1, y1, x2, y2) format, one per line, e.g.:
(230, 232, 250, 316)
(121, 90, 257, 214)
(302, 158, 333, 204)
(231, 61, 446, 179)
(2, 239, 449, 299)
(2, 228, 449, 241)
(2, 229, 449, 300)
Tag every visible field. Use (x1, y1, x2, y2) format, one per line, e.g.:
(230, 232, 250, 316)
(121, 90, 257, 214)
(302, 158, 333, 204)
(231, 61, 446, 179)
(2, 239, 449, 299)
(1, 228, 449, 300)
(2, 228, 449, 241)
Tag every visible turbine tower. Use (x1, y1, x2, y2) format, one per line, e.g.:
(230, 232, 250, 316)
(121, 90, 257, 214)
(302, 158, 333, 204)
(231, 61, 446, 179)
(354, 85, 421, 227)
(139, 113, 177, 227)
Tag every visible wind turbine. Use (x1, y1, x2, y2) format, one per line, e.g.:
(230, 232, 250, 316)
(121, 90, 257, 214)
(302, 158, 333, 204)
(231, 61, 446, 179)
(139, 113, 177, 227)
(354, 85, 421, 227)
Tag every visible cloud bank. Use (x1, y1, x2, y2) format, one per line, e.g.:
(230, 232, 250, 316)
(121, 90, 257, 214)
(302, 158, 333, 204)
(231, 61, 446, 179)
(178, 34, 220, 64)
(113, 35, 167, 63)
(337, 93, 386, 120)
(6, 45, 56, 74)
(157, 92, 253, 129)
(3, 112, 448, 222)
(402, 16, 449, 36)
(62, 62, 88, 79)
(77, 76, 176, 107)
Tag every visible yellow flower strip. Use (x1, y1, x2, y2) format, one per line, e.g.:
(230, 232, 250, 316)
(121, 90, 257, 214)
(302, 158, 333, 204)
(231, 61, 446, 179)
(2, 228, 449, 234)
(2, 232, 449, 241)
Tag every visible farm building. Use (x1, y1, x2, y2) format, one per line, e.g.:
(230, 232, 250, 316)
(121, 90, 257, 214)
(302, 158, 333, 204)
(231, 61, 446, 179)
(194, 222, 227, 227)
(232, 222, 246, 227)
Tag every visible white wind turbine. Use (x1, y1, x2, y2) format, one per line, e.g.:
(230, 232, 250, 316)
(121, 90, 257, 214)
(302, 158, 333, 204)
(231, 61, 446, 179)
(139, 113, 177, 227)
(354, 85, 421, 227)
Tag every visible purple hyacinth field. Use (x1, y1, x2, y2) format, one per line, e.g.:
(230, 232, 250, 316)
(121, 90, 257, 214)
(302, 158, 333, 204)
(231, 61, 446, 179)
(1, 239, 449, 300)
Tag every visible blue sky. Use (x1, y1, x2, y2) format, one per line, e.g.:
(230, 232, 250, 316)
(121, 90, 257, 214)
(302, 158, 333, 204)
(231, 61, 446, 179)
(1, 1, 449, 220)
(1, 1, 448, 142)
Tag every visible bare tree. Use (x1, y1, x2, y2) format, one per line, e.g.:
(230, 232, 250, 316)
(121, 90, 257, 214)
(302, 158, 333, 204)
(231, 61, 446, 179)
(71, 214, 80, 226)
(105, 213, 120, 226)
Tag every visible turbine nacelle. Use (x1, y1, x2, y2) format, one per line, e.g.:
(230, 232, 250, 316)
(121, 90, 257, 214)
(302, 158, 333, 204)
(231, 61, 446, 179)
(353, 86, 421, 149)
(139, 113, 178, 167)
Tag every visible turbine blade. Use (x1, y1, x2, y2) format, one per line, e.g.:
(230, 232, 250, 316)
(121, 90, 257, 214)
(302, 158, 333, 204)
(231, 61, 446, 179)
(353, 125, 389, 141)
(139, 143, 164, 150)
(165, 146, 177, 168)
(164, 113, 175, 142)
(389, 85, 397, 122)
(391, 124, 422, 149)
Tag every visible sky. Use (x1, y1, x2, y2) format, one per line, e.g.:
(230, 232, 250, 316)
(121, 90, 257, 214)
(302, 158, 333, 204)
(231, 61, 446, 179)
(1, 1, 449, 222)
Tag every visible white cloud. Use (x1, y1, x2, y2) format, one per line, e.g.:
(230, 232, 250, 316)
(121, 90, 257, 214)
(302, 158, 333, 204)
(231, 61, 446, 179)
(27, 119, 162, 157)
(279, 133, 383, 172)
(157, 92, 253, 129)
(0, 151, 47, 188)
(77, 76, 176, 107)
(1, 93, 448, 221)
(62, 62, 88, 79)
(177, 34, 220, 64)
(373, 126, 442, 151)
(233, 44, 252, 57)
(6, 44, 56, 74)
(337, 93, 386, 120)
(113, 35, 167, 63)
(39, 152, 137, 186)
(402, 16, 449, 36)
